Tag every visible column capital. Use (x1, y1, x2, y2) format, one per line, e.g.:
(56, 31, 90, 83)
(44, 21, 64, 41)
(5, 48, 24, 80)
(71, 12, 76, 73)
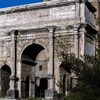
(11, 30, 18, 36)
(47, 26, 57, 33)
(10, 75, 19, 81)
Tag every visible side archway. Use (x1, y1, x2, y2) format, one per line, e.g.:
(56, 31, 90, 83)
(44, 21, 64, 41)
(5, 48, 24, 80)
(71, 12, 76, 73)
(0, 65, 11, 97)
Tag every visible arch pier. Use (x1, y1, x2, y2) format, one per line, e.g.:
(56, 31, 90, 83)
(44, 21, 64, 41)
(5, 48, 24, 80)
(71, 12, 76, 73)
(6, 30, 19, 99)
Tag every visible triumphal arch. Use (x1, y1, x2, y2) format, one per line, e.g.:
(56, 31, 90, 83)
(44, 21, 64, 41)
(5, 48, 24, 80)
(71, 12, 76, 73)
(0, 0, 97, 99)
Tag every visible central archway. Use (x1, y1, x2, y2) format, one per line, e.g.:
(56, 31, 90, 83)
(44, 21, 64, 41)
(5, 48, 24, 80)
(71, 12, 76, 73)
(21, 43, 45, 64)
(21, 43, 47, 98)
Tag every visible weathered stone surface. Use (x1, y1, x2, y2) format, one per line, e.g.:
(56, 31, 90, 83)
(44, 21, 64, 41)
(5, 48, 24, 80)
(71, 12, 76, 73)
(6, 89, 19, 99)
(0, 0, 97, 99)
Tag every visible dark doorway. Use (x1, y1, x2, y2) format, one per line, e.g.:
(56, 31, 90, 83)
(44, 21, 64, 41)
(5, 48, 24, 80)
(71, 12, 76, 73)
(0, 65, 11, 97)
(25, 76, 29, 98)
(39, 78, 48, 97)
(35, 78, 48, 97)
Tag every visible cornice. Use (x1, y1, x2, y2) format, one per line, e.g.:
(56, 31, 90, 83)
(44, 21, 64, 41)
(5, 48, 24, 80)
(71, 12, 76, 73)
(0, 0, 76, 14)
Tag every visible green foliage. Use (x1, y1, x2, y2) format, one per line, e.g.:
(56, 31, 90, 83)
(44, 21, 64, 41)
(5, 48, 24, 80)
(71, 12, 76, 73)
(25, 98, 42, 100)
(64, 56, 100, 100)
(32, 98, 42, 100)
(55, 33, 100, 100)
(56, 79, 64, 88)
(96, 18, 100, 26)
(96, 34, 100, 59)
(95, 16, 100, 59)
(63, 92, 84, 100)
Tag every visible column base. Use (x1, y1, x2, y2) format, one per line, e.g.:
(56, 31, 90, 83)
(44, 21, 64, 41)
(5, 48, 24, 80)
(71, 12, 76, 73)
(6, 89, 19, 99)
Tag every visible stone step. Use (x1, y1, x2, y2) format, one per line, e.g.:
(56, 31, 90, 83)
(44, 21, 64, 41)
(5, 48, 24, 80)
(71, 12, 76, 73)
(0, 98, 21, 100)
(0, 98, 44, 100)
(42, 98, 53, 100)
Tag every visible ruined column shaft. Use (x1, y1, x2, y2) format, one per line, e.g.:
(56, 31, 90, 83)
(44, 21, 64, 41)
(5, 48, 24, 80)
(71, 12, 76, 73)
(49, 29, 54, 75)
(11, 31, 17, 76)
(47, 26, 56, 89)
(6, 30, 19, 99)
(74, 29, 80, 58)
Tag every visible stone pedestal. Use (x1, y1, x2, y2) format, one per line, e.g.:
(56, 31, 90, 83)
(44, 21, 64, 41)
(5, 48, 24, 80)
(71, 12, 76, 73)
(45, 88, 57, 100)
(6, 89, 19, 99)
(74, 27, 80, 58)
(6, 75, 19, 99)
(6, 30, 19, 99)
(45, 89, 64, 100)
(45, 26, 57, 100)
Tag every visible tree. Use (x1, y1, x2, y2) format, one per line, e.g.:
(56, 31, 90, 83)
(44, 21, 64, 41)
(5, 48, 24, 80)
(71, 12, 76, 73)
(64, 56, 100, 100)
(55, 35, 100, 100)
(96, 16, 100, 59)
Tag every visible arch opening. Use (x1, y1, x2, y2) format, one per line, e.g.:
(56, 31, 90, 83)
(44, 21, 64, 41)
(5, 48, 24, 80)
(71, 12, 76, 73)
(0, 65, 11, 97)
(35, 78, 48, 97)
(21, 43, 45, 65)
(25, 76, 29, 98)
(21, 43, 47, 98)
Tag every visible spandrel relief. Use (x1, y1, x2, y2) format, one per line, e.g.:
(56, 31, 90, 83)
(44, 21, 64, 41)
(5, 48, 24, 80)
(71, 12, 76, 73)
(0, 41, 12, 60)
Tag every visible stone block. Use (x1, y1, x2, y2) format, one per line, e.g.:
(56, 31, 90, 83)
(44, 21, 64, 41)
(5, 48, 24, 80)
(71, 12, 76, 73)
(6, 89, 19, 99)
(45, 88, 57, 99)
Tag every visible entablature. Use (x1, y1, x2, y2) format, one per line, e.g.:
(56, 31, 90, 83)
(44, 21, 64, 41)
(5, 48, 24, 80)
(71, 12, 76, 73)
(0, 0, 76, 14)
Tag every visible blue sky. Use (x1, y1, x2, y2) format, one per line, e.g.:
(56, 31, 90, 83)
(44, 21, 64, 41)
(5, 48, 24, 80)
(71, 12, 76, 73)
(0, 0, 43, 8)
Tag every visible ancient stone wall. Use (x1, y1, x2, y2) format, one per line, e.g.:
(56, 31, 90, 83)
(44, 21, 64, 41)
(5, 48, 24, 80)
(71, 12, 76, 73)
(0, 0, 97, 99)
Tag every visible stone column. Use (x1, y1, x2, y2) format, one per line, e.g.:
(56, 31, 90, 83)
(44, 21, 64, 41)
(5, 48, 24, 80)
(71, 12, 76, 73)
(45, 26, 56, 99)
(74, 27, 80, 58)
(73, 27, 80, 88)
(7, 30, 19, 99)
(81, 28, 86, 56)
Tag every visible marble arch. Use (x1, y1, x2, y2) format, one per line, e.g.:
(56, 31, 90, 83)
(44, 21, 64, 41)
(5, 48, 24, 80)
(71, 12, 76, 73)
(0, 0, 97, 99)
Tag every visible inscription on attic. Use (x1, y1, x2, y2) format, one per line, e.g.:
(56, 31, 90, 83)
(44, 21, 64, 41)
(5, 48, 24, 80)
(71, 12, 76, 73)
(50, 5, 75, 19)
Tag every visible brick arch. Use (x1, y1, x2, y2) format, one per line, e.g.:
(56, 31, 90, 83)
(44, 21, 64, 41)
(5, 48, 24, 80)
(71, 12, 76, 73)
(0, 62, 11, 69)
(23, 74, 31, 81)
(1, 64, 11, 75)
(21, 43, 45, 63)
(36, 49, 48, 61)
(19, 42, 47, 60)
(0, 64, 11, 97)
(20, 43, 47, 98)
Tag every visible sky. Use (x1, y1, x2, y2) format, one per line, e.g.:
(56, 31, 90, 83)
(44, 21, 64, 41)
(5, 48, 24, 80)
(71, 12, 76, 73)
(0, 0, 43, 8)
